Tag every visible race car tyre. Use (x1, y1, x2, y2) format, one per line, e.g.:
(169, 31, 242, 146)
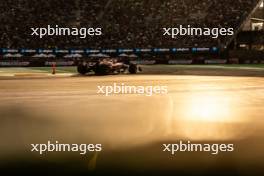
(129, 63, 138, 74)
(77, 63, 88, 75)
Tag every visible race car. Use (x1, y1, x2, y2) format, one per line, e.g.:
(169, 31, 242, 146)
(77, 59, 141, 75)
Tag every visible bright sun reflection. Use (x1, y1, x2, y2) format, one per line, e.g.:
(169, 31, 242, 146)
(187, 93, 231, 122)
(169, 89, 248, 141)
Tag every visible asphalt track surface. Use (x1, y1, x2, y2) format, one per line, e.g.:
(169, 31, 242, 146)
(0, 69, 263, 175)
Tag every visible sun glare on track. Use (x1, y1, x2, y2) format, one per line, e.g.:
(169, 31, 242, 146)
(186, 93, 231, 122)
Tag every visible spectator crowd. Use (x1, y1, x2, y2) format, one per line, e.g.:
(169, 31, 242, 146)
(0, 0, 260, 49)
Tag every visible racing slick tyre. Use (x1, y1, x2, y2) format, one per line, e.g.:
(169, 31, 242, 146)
(77, 62, 88, 75)
(128, 63, 138, 74)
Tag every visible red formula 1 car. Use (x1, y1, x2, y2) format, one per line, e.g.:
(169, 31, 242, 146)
(77, 59, 141, 75)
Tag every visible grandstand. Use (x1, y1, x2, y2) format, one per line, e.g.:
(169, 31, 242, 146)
(0, 0, 263, 67)
(0, 0, 262, 49)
